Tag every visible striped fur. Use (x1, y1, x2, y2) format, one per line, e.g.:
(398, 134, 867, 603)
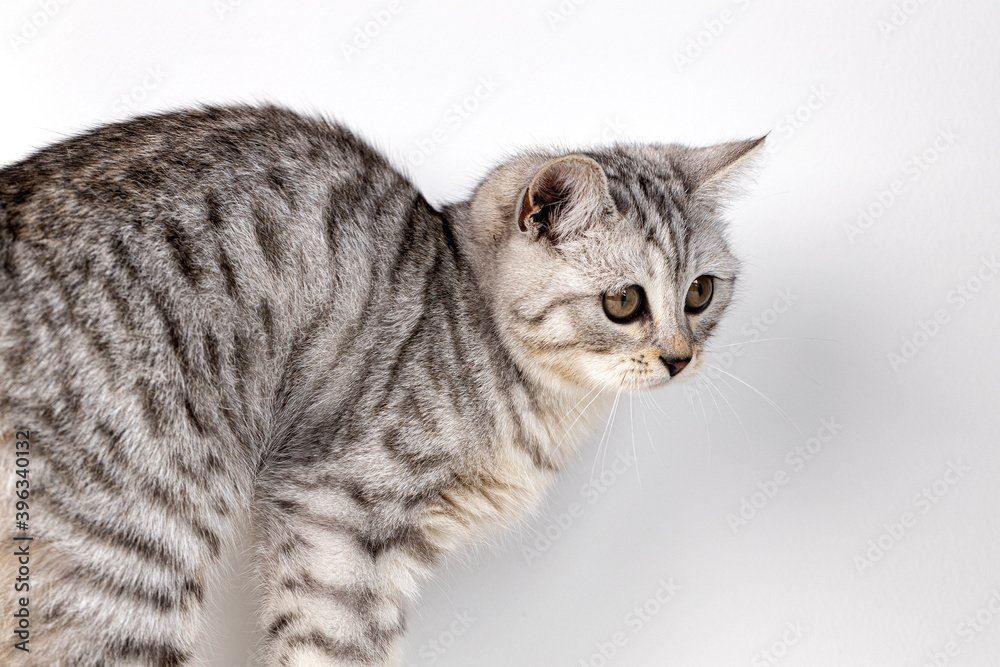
(0, 106, 761, 665)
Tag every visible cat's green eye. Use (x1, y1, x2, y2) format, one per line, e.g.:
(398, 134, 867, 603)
(603, 285, 644, 323)
(685, 276, 714, 313)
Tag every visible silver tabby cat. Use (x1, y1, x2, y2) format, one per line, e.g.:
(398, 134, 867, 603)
(0, 106, 761, 665)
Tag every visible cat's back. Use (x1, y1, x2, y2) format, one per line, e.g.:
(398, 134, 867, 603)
(0, 105, 414, 259)
(0, 105, 425, 413)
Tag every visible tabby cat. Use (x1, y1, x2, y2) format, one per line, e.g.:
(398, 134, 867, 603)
(0, 105, 761, 665)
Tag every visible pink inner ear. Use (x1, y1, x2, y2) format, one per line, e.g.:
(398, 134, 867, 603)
(532, 168, 571, 206)
(519, 163, 577, 235)
(519, 168, 567, 234)
(517, 189, 534, 232)
(518, 155, 608, 241)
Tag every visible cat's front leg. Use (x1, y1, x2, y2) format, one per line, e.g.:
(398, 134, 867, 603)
(253, 490, 437, 666)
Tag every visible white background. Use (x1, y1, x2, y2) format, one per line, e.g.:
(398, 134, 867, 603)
(3, 1, 999, 665)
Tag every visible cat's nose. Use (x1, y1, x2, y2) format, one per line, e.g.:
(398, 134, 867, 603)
(660, 355, 691, 377)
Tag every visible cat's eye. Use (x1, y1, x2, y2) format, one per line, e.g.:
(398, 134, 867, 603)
(603, 285, 644, 323)
(685, 276, 714, 314)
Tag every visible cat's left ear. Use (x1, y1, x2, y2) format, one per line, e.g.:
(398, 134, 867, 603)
(517, 155, 611, 243)
(665, 136, 766, 201)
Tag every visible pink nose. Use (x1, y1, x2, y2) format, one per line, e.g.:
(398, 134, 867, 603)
(660, 355, 691, 377)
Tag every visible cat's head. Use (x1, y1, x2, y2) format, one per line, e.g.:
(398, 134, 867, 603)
(462, 138, 763, 393)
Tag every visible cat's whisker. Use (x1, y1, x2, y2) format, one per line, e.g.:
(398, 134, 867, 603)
(705, 365, 746, 413)
(636, 393, 662, 462)
(590, 382, 623, 482)
(708, 364, 803, 435)
(703, 375, 726, 421)
(629, 391, 641, 489)
(695, 390, 712, 463)
(704, 375, 754, 455)
(640, 387, 675, 424)
(589, 395, 614, 481)
(600, 382, 626, 473)
(705, 336, 839, 349)
(546, 384, 602, 456)
(634, 393, 666, 466)
(726, 351, 822, 387)
(551, 385, 606, 456)
(552, 383, 602, 430)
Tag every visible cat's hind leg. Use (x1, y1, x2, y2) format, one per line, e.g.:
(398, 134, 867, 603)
(0, 417, 242, 666)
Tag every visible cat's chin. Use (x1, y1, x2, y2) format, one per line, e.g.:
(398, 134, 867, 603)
(643, 375, 678, 392)
(619, 364, 705, 393)
(649, 375, 675, 390)
(605, 374, 674, 394)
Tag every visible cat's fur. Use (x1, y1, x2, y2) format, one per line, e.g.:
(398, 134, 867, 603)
(0, 105, 761, 665)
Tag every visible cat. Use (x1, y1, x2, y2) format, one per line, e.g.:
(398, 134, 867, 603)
(0, 105, 761, 666)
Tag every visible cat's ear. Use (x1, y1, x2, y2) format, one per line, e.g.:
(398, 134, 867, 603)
(665, 136, 766, 200)
(517, 155, 610, 243)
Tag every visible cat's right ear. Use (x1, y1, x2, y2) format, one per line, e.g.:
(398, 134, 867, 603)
(517, 155, 610, 243)
(664, 136, 766, 203)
